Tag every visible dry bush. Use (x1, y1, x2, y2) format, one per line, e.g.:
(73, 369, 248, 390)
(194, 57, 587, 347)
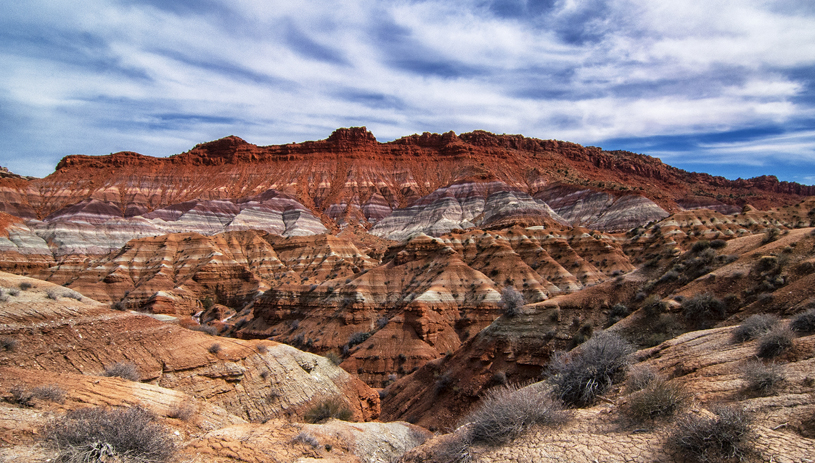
(42, 406, 176, 463)
(46, 288, 60, 300)
(742, 360, 784, 395)
(10, 384, 66, 407)
(304, 398, 352, 423)
(0, 336, 19, 352)
(757, 326, 794, 359)
(790, 308, 815, 334)
(103, 362, 140, 381)
(191, 324, 218, 336)
(682, 293, 726, 329)
(19, 281, 33, 290)
(671, 406, 752, 463)
(324, 351, 341, 366)
(10, 385, 34, 407)
(625, 378, 690, 422)
(167, 400, 196, 421)
(732, 313, 779, 343)
(626, 364, 658, 392)
(293, 431, 320, 448)
(500, 286, 524, 317)
(32, 384, 66, 403)
(548, 331, 633, 407)
(208, 343, 222, 354)
(460, 383, 569, 446)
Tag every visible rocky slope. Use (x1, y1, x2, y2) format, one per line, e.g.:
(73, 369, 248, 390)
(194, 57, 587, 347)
(0, 272, 439, 463)
(399, 324, 815, 462)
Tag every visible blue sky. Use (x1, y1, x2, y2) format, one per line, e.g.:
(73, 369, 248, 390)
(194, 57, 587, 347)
(2, 1, 815, 184)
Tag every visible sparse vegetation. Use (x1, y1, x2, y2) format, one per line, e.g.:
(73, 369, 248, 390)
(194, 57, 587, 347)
(790, 308, 815, 334)
(208, 343, 222, 354)
(0, 336, 19, 352)
(325, 350, 342, 365)
(459, 383, 569, 446)
(625, 378, 690, 422)
(201, 296, 215, 310)
(671, 406, 752, 463)
(42, 406, 176, 463)
(32, 384, 67, 403)
(681, 293, 726, 329)
(742, 360, 784, 394)
(293, 431, 320, 448)
(46, 288, 60, 300)
(732, 313, 779, 343)
(548, 331, 633, 407)
(19, 281, 33, 290)
(103, 362, 140, 381)
(626, 364, 658, 392)
(167, 400, 196, 421)
(303, 398, 352, 423)
(347, 331, 370, 348)
(192, 324, 218, 336)
(500, 286, 525, 317)
(607, 303, 629, 326)
(756, 326, 794, 359)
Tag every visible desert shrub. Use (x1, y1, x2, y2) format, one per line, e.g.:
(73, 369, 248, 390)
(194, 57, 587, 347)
(64, 290, 83, 301)
(111, 301, 127, 311)
(671, 406, 752, 463)
(103, 362, 140, 381)
(32, 384, 66, 403)
(376, 316, 389, 329)
(324, 351, 341, 365)
(7, 288, 19, 296)
(732, 314, 779, 343)
(208, 343, 222, 354)
(293, 431, 320, 448)
(303, 398, 352, 423)
(642, 295, 667, 318)
(192, 324, 218, 336)
(658, 270, 680, 283)
(572, 323, 594, 346)
(710, 239, 727, 249)
(607, 303, 629, 325)
(19, 282, 33, 290)
(742, 360, 784, 394)
(46, 289, 60, 300)
(690, 240, 710, 252)
(434, 373, 453, 394)
(0, 336, 19, 351)
(763, 227, 780, 244)
(256, 344, 268, 353)
(790, 308, 815, 334)
(167, 400, 195, 421)
(201, 296, 215, 310)
(626, 364, 658, 392)
(42, 406, 176, 463)
(626, 378, 690, 421)
(757, 326, 794, 359)
(548, 331, 633, 407)
(682, 293, 726, 328)
(10, 385, 34, 406)
(347, 331, 370, 348)
(490, 371, 507, 386)
(460, 383, 568, 446)
(500, 286, 525, 317)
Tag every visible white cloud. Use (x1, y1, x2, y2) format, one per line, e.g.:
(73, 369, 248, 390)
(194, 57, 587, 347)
(1, 0, 815, 180)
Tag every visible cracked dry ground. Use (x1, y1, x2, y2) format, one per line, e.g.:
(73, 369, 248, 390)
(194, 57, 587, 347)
(401, 326, 815, 463)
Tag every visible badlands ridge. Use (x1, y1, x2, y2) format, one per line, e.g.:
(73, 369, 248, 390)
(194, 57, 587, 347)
(1, 127, 814, 462)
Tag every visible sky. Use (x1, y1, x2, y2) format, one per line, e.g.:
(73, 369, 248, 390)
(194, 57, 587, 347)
(2, 0, 815, 183)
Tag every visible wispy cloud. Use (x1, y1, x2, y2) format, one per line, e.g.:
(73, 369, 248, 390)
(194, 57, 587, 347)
(1, 0, 814, 182)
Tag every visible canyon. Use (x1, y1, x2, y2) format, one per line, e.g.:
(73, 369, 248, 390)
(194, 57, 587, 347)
(1, 127, 814, 462)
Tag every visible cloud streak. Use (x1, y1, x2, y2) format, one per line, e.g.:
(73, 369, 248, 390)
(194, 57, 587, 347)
(1, 0, 814, 183)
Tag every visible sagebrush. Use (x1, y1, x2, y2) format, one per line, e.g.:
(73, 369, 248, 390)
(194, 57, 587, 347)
(43, 406, 176, 463)
(548, 331, 633, 407)
(671, 406, 751, 462)
(304, 398, 352, 423)
(731, 314, 778, 343)
(460, 383, 568, 446)
(103, 362, 140, 381)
